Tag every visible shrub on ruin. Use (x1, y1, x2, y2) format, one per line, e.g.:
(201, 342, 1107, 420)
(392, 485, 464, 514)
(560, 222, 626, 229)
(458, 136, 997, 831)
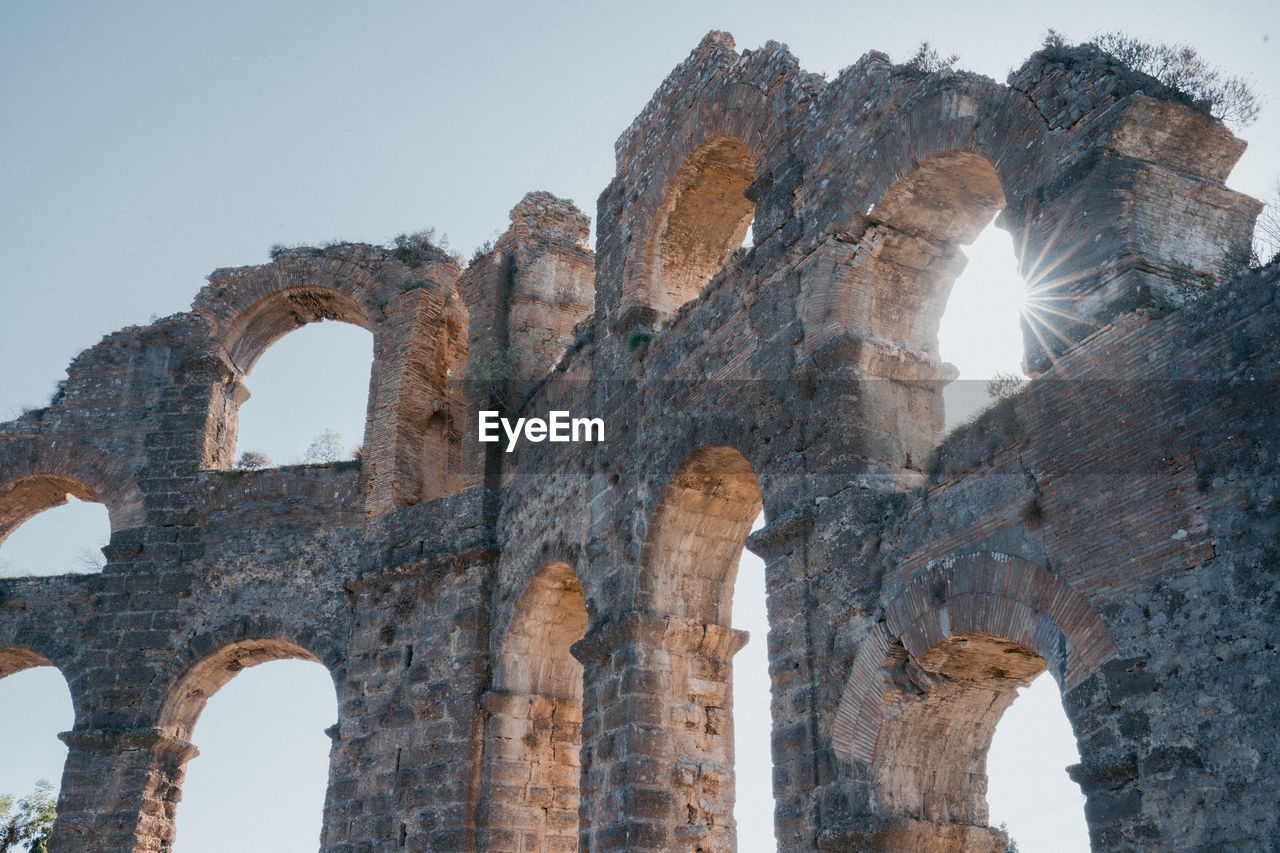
(391, 229, 458, 266)
(1044, 30, 1261, 129)
(903, 41, 959, 75)
(984, 372, 1026, 402)
(235, 450, 271, 470)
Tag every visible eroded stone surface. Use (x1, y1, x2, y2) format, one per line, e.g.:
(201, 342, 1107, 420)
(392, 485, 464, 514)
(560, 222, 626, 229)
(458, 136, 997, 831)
(0, 31, 1275, 853)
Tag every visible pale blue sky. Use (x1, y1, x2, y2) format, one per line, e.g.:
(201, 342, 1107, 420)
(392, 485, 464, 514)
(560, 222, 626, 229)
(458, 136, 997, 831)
(1, 2, 1276, 850)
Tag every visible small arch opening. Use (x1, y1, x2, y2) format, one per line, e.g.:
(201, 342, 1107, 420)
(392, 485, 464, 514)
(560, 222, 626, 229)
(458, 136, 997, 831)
(0, 650, 73, 850)
(642, 135, 756, 317)
(0, 476, 111, 576)
(161, 641, 336, 852)
(230, 320, 373, 469)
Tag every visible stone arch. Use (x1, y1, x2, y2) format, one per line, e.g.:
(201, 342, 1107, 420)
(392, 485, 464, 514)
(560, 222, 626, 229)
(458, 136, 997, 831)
(829, 553, 1114, 849)
(481, 561, 587, 851)
(638, 444, 763, 624)
(193, 253, 469, 514)
(194, 279, 377, 473)
(138, 636, 339, 851)
(157, 636, 333, 744)
(0, 439, 146, 547)
(802, 148, 1011, 371)
(641, 136, 756, 318)
(493, 561, 588, 700)
(610, 444, 762, 848)
(220, 285, 374, 376)
(619, 132, 760, 328)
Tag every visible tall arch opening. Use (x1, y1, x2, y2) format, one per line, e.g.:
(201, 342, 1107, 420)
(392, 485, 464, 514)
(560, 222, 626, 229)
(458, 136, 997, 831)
(987, 674, 1089, 851)
(0, 476, 111, 576)
(0, 649, 73, 849)
(860, 155, 1088, 849)
(635, 445, 764, 849)
(638, 135, 756, 318)
(482, 561, 587, 852)
(158, 639, 337, 852)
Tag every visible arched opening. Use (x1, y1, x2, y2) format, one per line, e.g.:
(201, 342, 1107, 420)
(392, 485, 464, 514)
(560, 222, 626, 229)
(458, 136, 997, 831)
(865, 150, 1008, 367)
(987, 674, 1089, 851)
(206, 286, 374, 470)
(0, 476, 112, 576)
(482, 561, 587, 852)
(641, 446, 762, 625)
(640, 135, 756, 317)
(0, 649, 73, 849)
(834, 554, 1105, 852)
(865, 633, 1086, 852)
(159, 640, 337, 852)
(634, 445, 764, 849)
(230, 319, 373, 468)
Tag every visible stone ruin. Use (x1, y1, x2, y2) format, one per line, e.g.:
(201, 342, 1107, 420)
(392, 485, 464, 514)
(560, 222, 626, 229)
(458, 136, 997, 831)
(1, 30, 1277, 852)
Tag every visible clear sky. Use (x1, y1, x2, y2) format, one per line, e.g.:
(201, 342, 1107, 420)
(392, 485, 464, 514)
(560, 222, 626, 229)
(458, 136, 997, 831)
(1, 1, 1276, 851)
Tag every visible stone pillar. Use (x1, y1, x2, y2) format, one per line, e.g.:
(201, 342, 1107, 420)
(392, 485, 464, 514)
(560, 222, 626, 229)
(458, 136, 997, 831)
(459, 192, 594, 417)
(50, 728, 196, 853)
(363, 281, 468, 516)
(477, 690, 582, 852)
(572, 611, 747, 852)
(745, 514, 835, 853)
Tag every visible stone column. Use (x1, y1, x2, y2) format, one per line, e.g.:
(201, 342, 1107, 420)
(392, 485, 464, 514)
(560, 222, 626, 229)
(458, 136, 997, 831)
(572, 611, 747, 853)
(50, 728, 196, 853)
(477, 690, 582, 852)
(745, 514, 834, 853)
(363, 283, 468, 516)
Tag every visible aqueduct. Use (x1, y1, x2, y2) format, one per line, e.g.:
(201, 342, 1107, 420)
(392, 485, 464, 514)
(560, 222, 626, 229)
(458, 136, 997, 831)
(1, 31, 1277, 851)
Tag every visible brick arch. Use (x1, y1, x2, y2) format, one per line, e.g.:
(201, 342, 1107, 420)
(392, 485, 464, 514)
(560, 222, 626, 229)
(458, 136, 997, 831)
(193, 254, 385, 375)
(0, 439, 146, 546)
(221, 284, 373, 375)
(481, 561, 587, 851)
(833, 552, 1115, 765)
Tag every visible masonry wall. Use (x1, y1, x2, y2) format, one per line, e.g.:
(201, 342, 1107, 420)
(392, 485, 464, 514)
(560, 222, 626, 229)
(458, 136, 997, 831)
(0, 30, 1276, 853)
